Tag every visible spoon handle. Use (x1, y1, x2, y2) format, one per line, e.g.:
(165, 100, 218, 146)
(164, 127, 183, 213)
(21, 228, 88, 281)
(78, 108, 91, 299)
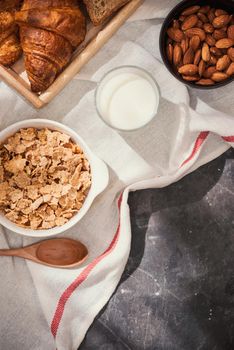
(0, 249, 21, 257)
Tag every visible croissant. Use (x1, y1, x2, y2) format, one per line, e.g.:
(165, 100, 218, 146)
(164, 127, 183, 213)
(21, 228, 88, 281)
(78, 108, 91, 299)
(0, 0, 22, 67)
(15, 0, 86, 93)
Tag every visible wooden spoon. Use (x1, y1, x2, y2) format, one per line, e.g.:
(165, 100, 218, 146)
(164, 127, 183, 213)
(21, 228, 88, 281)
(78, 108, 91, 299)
(0, 238, 88, 268)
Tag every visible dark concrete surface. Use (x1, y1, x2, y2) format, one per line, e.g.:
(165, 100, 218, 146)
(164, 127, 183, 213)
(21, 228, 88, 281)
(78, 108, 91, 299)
(80, 149, 234, 350)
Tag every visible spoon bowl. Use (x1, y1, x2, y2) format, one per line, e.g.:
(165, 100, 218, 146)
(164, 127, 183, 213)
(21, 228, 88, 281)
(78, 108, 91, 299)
(0, 238, 88, 268)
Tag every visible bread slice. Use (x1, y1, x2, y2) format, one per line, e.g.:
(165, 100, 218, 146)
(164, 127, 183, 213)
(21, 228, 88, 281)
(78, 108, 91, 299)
(83, 0, 130, 26)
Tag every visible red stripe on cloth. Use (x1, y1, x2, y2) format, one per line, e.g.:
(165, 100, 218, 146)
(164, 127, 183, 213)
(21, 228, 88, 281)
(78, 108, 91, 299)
(222, 136, 234, 143)
(51, 194, 123, 338)
(181, 131, 209, 167)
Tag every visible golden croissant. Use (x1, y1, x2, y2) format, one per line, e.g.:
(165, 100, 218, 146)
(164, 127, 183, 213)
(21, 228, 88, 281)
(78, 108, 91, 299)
(0, 0, 22, 67)
(15, 0, 86, 93)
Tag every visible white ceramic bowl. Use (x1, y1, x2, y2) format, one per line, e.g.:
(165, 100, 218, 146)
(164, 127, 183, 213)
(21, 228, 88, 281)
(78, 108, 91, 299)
(0, 119, 109, 237)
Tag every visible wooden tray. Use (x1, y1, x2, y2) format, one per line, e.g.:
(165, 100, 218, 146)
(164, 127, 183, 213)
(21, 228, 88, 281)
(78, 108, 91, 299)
(0, 0, 143, 109)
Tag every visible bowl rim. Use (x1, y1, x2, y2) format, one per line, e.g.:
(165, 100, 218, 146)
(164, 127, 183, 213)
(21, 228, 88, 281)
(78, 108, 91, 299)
(0, 119, 109, 237)
(159, 0, 234, 90)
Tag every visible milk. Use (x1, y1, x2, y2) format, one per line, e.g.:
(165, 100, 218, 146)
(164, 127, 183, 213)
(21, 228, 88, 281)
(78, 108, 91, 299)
(96, 67, 160, 131)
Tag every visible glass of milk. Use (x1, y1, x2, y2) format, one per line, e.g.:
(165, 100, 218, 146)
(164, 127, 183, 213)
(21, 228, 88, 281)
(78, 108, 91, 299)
(95, 66, 160, 132)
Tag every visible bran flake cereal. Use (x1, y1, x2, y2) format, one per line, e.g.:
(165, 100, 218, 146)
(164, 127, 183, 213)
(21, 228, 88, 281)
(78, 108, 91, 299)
(0, 128, 92, 230)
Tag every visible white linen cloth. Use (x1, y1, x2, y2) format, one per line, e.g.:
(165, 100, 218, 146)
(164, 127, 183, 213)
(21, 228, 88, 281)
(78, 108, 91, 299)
(0, 1, 234, 349)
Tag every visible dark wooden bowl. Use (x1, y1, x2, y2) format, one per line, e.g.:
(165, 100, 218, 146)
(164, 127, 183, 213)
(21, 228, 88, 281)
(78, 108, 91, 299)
(159, 0, 234, 89)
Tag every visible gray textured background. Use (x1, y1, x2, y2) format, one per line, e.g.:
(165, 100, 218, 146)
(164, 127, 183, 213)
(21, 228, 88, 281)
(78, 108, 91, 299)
(80, 148, 234, 350)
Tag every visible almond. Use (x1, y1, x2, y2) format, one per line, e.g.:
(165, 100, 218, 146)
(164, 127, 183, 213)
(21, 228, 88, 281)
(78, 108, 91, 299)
(227, 25, 234, 40)
(209, 55, 217, 66)
(226, 62, 234, 76)
(183, 47, 194, 65)
(181, 14, 198, 31)
(206, 34, 216, 46)
(182, 75, 200, 81)
(202, 42, 211, 62)
(211, 72, 229, 82)
(181, 37, 189, 54)
(215, 9, 228, 17)
(167, 28, 184, 42)
(185, 28, 206, 41)
(182, 6, 200, 16)
(199, 6, 210, 15)
(194, 49, 201, 65)
(178, 64, 198, 76)
(172, 20, 180, 29)
(216, 55, 231, 71)
(213, 29, 227, 40)
(204, 23, 214, 33)
(228, 47, 234, 61)
(207, 9, 215, 23)
(197, 12, 208, 23)
(189, 35, 200, 51)
(215, 38, 234, 49)
(213, 15, 231, 29)
(203, 66, 217, 78)
(167, 43, 173, 63)
(196, 79, 215, 85)
(173, 44, 182, 66)
(198, 60, 206, 76)
(210, 46, 222, 56)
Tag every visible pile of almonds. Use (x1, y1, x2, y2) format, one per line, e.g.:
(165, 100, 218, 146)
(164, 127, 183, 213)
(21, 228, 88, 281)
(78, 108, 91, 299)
(166, 5, 234, 86)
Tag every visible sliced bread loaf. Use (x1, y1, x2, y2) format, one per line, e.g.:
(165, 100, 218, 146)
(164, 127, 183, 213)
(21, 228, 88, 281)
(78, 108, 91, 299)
(83, 0, 130, 26)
